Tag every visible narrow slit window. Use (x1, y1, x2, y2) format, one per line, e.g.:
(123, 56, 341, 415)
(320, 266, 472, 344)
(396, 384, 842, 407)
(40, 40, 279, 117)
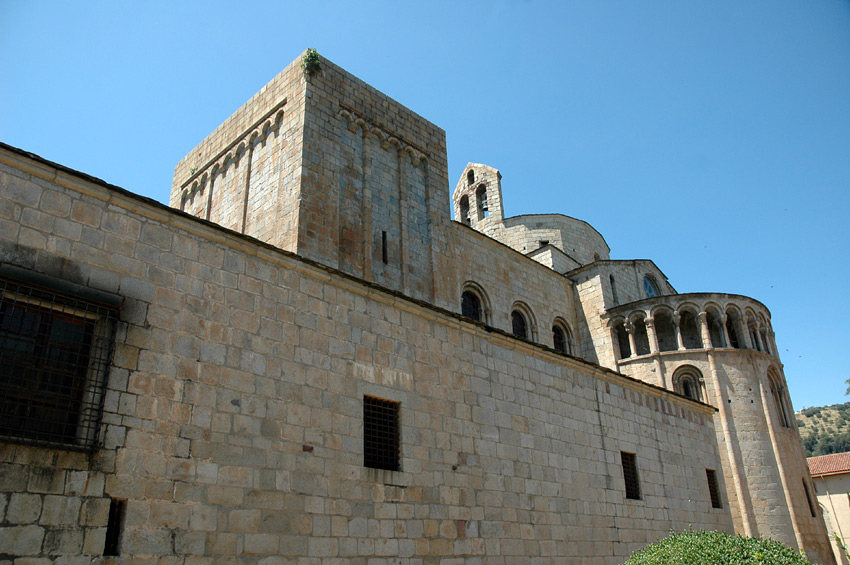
(706, 469, 722, 508)
(103, 498, 125, 556)
(621, 451, 641, 500)
(381, 231, 388, 264)
(363, 396, 400, 471)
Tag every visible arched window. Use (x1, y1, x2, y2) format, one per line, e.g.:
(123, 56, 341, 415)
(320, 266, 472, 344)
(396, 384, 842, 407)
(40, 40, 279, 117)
(632, 318, 651, 356)
(476, 185, 488, 218)
(614, 321, 631, 360)
(673, 366, 703, 402)
(459, 195, 470, 226)
(552, 322, 573, 355)
(679, 310, 702, 349)
(512, 311, 528, 339)
(467, 169, 475, 185)
(654, 311, 676, 352)
(461, 291, 482, 322)
(552, 325, 566, 353)
(643, 275, 659, 299)
(726, 310, 741, 349)
(706, 310, 724, 348)
(769, 371, 791, 428)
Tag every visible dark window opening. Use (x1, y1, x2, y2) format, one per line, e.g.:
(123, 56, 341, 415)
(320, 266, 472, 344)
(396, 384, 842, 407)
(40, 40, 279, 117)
(680, 311, 702, 349)
(706, 469, 722, 508)
(539, 240, 549, 248)
(615, 323, 631, 359)
(609, 275, 619, 305)
(726, 316, 740, 349)
(467, 170, 475, 185)
(381, 231, 388, 264)
(621, 451, 641, 500)
(553, 326, 567, 354)
(364, 396, 400, 471)
(476, 185, 488, 218)
(655, 313, 676, 352)
(633, 320, 651, 356)
(511, 311, 528, 340)
(0, 276, 118, 450)
(770, 375, 791, 428)
(459, 196, 470, 226)
(803, 479, 817, 517)
(103, 498, 125, 556)
(461, 291, 482, 322)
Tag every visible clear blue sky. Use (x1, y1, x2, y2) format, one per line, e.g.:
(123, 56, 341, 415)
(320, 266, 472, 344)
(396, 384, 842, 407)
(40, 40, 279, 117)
(2, 1, 849, 410)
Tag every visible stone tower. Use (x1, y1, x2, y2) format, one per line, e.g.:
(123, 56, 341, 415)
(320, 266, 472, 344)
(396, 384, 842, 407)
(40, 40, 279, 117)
(172, 51, 450, 304)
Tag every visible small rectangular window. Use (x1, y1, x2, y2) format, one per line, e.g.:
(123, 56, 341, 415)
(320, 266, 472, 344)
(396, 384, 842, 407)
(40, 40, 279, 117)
(803, 478, 817, 517)
(103, 498, 125, 556)
(364, 395, 400, 471)
(706, 469, 722, 508)
(621, 451, 641, 500)
(0, 276, 118, 451)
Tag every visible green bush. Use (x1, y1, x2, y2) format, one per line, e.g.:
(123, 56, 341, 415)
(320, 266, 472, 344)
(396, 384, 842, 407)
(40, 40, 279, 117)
(624, 530, 812, 565)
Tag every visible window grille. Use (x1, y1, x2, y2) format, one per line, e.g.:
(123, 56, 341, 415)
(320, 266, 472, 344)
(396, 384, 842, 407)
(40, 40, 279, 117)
(0, 276, 117, 451)
(621, 451, 641, 500)
(461, 291, 482, 322)
(363, 396, 400, 471)
(706, 469, 722, 508)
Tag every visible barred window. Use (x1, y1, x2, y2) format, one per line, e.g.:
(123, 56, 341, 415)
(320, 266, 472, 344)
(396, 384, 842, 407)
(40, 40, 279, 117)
(363, 396, 400, 471)
(706, 469, 722, 508)
(461, 291, 482, 322)
(0, 275, 118, 451)
(621, 451, 641, 500)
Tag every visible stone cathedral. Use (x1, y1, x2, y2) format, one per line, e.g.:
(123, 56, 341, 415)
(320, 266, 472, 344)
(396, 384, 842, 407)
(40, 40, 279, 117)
(0, 51, 834, 563)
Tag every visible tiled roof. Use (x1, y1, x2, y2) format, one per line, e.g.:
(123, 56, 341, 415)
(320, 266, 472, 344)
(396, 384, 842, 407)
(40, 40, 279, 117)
(808, 452, 850, 476)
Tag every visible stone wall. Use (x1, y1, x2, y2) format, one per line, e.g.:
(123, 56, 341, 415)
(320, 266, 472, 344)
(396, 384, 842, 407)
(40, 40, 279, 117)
(0, 144, 732, 562)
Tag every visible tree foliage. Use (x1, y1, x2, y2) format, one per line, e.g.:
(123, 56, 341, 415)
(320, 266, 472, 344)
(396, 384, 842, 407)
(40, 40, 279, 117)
(624, 530, 812, 565)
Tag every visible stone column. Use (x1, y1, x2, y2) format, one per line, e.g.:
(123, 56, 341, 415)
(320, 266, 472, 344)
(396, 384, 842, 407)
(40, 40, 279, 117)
(645, 316, 659, 354)
(720, 314, 731, 348)
(673, 312, 685, 350)
(739, 320, 754, 349)
(698, 311, 712, 349)
(625, 320, 637, 359)
(753, 326, 766, 352)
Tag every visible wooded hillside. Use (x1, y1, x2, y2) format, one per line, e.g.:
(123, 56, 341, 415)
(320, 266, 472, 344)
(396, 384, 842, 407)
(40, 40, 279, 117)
(796, 402, 850, 457)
